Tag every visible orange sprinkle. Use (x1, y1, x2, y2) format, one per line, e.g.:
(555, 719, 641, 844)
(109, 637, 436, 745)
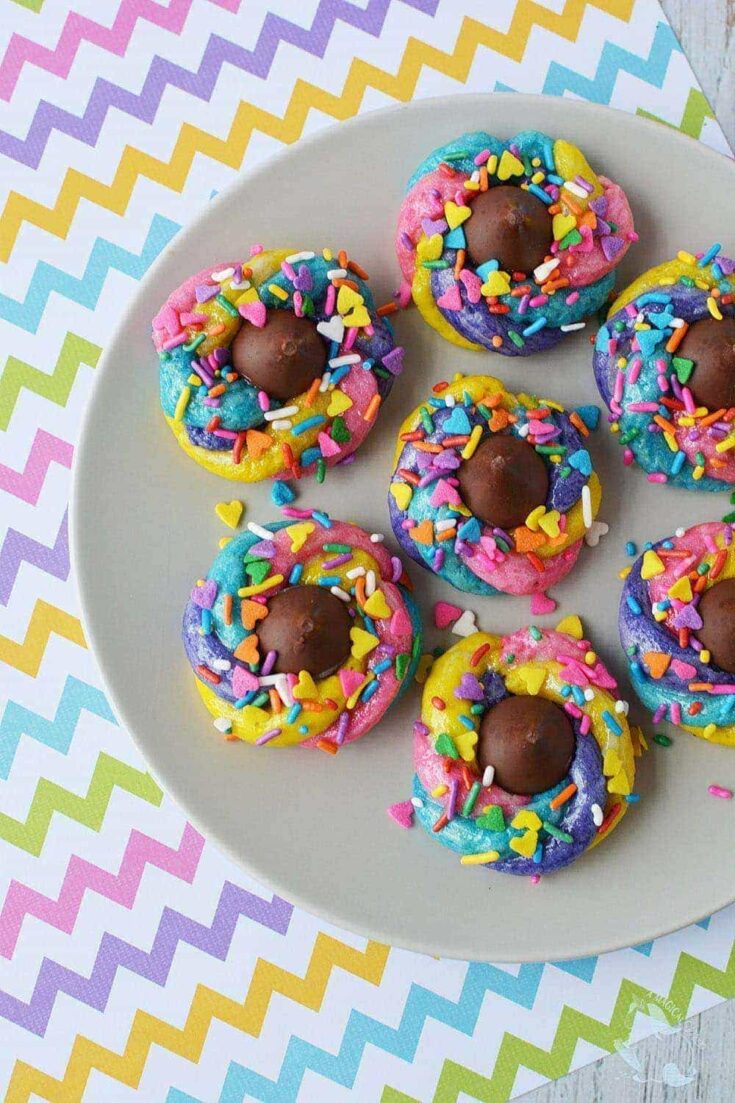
(710, 550, 727, 579)
(688, 682, 713, 693)
(482, 392, 504, 408)
(347, 258, 369, 280)
(355, 576, 367, 608)
(441, 435, 470, 447)
(488, 304, 510, 314)
(208, 383, 226, 398)
(397, 468, 421, 486)
(377, 301, 398, 316)
(364, 394, 382, 421)
(479, 166, 488, 191)
(207, 324, 226, 337)
(665, 322, 688, 353)
(678, 628, 690, 649)
(269, 689, 282, 713)
(233, 431, 247, 465)
(510, 285, 532, 298)
(491, 335, 503, 348)
(550, 783, 578, 810)
(316, 738, 339, 755)
(333, 277, 360, 291)
(454, 249, 466, 279)
(196, 664, 220, 685)
(527, 552, 545, 574)
(303, 377, 321, 407)
(206, 415, 221, 432)
(432, 812, 449, 832)
(301, 701, 324, 713)
(414, 441, 444, 454)
(470, 643, 490, 667)
(698, 408, 726, 427)
(569, 411, 589, 437)
(542, 277, 570, 293)
(223, 593, 233, 626)
(338, 249, 348, 269)
(437, 529, 457, 542)
(653, 414, 677, 435)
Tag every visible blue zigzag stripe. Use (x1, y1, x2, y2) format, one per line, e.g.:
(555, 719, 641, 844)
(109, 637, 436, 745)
(542, 21, 681, 101)
(0, 214, 179, 334)
(0, 675, 116, 779)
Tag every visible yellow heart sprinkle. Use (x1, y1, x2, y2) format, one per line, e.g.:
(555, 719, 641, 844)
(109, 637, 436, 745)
(668, 576, 693, 602)
(214, 500, 244, 530)
(509, 830, 538, 858)
(286, 522, 314, 553)
(525, 504, 547, 532)
(327, 390, 353, 417)
(363, 590, 391, 620)
(552, 212, 577, 241)
(538, 509, 561, 538)
(416, 233, 444, 262)
(511, 810, 542, 831)
(496, 149, 524, 181)
(336, 285, 364, 314)
(235, 286, 259, 306)
(341, 306, 371, 328)
(454, 729, 478, 762)
(506, 664, 546, 697)
(556, 614, 583, 639)
(641, 550, 665, 579)
(350, 627, 379, 659)
(444, 201, 472, 229)
(293, 671, 319, 700)
(480, 270, 511, 297)
(390, 483, 412, 511)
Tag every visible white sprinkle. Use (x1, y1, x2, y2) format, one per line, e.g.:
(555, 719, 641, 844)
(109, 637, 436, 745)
(517, 423, 530, 438)
(247, 522, 274, 541)
(212, 266, 235, 282)
(271, 419, 293, 431)
(212, 659, 232, 672)
(670, 317, 686, 329)
(370, 533, 385, 543)
(563, 180, 588, 199)
(286, 251, 316, 264)
(533, 258, 560, 283)
(444, 394, 456, 407)
(469, 169, 481, 184)
(583, 687, 595, 702)
(258, 674, 281, 686)
(451, 609, 477, 637)
(330, 586, 351, 602)
(319, 372, 332, 393)
(328, 354, 361, 368)
(365, 569, 377, 597)
(275, 674, 293, 706)
(435, 519, 457, 532)
(635, 312, 645, 325)
(264, 405, 298, 421)
(345, 566, 366, 579)
(213, 717, 232, 733)
(411, 797, 424, 809)
(229, 277, 251, 291)
(560, 322, 586, 332)
(615, 699, 630, 716)
(582, 484, 593, 529)
(327, 268, 348, 279)
(482, 765, 495, 787)
(675, 527, 686, 537)
(591, 803, 604, 827)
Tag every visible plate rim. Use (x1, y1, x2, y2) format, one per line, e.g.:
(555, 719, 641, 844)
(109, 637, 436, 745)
(70, 92, 735, 962)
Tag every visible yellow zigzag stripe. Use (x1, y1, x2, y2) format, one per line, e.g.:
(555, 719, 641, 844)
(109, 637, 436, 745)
(0, 599, 85, 676)
(6, 936, 389, 1101)
(0, 0, 634, 263)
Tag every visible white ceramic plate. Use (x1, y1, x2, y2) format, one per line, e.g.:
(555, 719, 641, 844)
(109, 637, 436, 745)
(72, 95, 735, 962)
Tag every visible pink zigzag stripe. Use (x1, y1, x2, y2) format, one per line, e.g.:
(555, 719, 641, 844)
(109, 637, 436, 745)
(0, 823, 203, 959)
(0, 430, 73, 505)
(0, 0, 237, 103)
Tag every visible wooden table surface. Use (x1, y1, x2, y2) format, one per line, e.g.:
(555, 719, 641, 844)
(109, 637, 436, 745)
(524, 3, 735, 1101)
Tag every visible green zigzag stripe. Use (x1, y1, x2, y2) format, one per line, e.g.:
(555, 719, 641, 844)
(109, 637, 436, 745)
(383, 941, 735, 1102)
(637, 86, 715, 141)
(0, 752, 162, 856)
(0, 332, 101, 432)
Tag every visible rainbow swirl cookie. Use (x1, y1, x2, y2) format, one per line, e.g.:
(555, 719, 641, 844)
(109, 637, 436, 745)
(412, 623, 640, 876)
(183, 514, 422, 749)
(593, 246, 735, 490)
(152, 247, 403, 481)
(388, 374, 602, 597)
(621, 521, 735, 745)
(396, 129, 635, 356)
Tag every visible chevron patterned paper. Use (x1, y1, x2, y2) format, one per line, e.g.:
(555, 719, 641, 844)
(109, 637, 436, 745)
(0, 1, 732, 1099)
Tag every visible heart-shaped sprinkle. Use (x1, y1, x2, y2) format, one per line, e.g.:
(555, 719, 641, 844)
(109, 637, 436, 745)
(416, 233, 444, 262)
(442, 406, 472, 435)
(382, 346, 405, 376)
(350, 627, 379, 659)
(509, 830, 538, 858)
(421, 217, 448, 236)
(316, 315, 345, 343)
(293, 670, 319, 700)
(326, 390, 353, 416)
(318, 431, 341, 458)
(430, 479, 461, 508)
(215, 499, 244, 529)
(555, 614, 584, 639)
(387, 800, 415, 829)
(337, 285, 364, 315)
(233, 634, 260, 665)
(477, 805, 505, 831)
(245, 429, 271, 459)
(232, 665, 259, 696)
(584, 520, 609, 547)
(436, 283, 463, 311)
(444, 201, 472, 229)
(286, 522, 315, 553)
(497, 149, 524, 180)
(238, 300, 267, 327)
(410, 519, 434, 545)
(452, 609, 477, 637)
(435, 732, 459, 758)
(434, 601, 462, 629)
(191, 579, 217, 609)
(530, 592, 557, 616)
(363, 589, 391, 620)
(455, 672, 484, 700)
(600, 234, 624, 262)
(459, 269, 482, 303)
(643, 651, 671, 679)
(568, 449, 592, 477)
(390, 482, 413, 511)
(241, 599, 269, 630)
(390, 606, 411, 636)
(293, 264, 313, 292)
(481, 270, 511, 297)
(339, 668, 365, 699)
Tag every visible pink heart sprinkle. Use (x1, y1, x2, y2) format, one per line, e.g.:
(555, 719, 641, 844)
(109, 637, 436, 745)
(530, 592, 557, 615)
(430, 478, 462, 507)
(239, 301, 267, 327)
(318, 431, 341, 458)
(390, 606, 411, 636)
(434, 601, 462, 629)
(671, 659, 697, 679)
(232, 666, 259, 697)
(459, 269, 482, 303)
(339, 668, 365, 698)
(436, 283, 463, 311)
(387, 800, 415, 829)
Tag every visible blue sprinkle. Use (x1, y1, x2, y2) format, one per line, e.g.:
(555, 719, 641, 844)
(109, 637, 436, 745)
(286, 703, 302, 725)
(527, 183, 553, 205)
(543, 140, 555, 172)
(602, 710, 623, 736)
(373, 658, 392, 674)
(360, 358, 374, 372)
(200, 609, 212, 634)
(361, 680, 380, 703)
(571, 686, 586, 707)
(713, 263, 724, 280)
(271, 481, 295, 507)
(625, 793, 641, 803)
(363, 615, 376, 635)
(289, 563, 303, 584)
(522, 316, 548, 337)
(234, 692, 257, 709)
(636, 292, 673, 306)
(312, 510, 332, 528)
(476, 259, 499, 280)
(574, 404, 600, 430)
(698, 243, 721, 267)
(300, 446, 321, 466)
(457, 517, 482, 543)
(458, 714, 475, 729)
(329, 340, 340, 358)
(533, 843, 544, 864)
(625, 542, 637, 556)
(292, 414, 326, 436)
(330, 364, 351, 384)
(626, 596, 642, 615)
(547, 173, 564, 185)
(318, 575, 341, 587)
(671, 450, 686, 475)
(443, 225, 466, 249)
(661, 539, 674, 549)
(559, 685, 572, 698)
(298, 724, 309, 735)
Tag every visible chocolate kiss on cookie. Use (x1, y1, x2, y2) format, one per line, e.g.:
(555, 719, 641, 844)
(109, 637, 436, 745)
(464, 186, 551, 276)
(697, 578, 735, 675)
(231, 311, 327, 401)
(477, 695, 575, 796)
(678, 315, 735, 411)
(256, 584, 352, 678)
(457, 434, 549, 530)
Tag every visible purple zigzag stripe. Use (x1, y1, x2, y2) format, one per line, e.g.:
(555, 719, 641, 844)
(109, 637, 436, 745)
(0, 881, 293, 1036)
(0, 0, 439, 169)
(0, 509, 69, 606)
